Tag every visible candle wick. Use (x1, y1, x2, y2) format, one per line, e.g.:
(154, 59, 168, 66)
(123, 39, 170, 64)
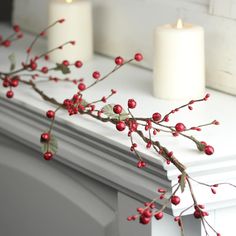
(176, 19, 183, 29)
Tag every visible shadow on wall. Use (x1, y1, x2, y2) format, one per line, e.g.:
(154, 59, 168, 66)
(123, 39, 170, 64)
(0, 0, 13, 22)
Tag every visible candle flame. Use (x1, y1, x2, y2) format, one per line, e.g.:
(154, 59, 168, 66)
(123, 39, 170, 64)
(176, 19, 183, 29)
(65, 0, 73, 3)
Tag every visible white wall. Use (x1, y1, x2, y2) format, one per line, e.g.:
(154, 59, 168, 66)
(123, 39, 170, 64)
(13, 0, 236, 96)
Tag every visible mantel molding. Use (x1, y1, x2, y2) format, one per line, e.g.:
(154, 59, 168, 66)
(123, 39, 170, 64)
(1, 94, 236, 216)
(0, 97, 171, 210)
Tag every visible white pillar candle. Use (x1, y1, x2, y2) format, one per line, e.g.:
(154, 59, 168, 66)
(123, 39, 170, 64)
(153, 19, 205, 100)
(48, 0, 93, 63)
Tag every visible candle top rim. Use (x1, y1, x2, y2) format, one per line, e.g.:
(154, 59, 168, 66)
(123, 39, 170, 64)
(157, 22, 203, 32)
(52, 0, 89, 4)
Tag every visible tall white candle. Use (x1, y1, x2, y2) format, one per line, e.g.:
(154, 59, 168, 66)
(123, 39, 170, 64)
(48, 0, 93, 63)
(153, 19, 205, 100)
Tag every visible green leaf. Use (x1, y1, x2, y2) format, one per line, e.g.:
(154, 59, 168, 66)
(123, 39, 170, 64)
(196, 141, 205, 152)
(8, 53, 16, 71)
(102, 104, 129, 120)
(41, 134, 58, 155)
(119, 113, 130, 121)
(54, 63, 71, 74)
(80, 99, 88, 107)
(180, 172, 187, 193)
(102, 104, 114, 116)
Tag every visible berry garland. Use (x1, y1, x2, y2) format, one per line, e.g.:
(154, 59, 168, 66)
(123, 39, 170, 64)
(0, 21, 234, 236)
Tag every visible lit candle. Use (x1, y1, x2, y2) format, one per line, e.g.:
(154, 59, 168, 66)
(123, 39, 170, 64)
(48, 0, 93, 62)
(153, 19, 205, 100)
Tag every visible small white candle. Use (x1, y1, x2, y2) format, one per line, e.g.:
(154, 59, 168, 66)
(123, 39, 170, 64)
(153, 19, 205, 100)
(48, 0, 93, 63)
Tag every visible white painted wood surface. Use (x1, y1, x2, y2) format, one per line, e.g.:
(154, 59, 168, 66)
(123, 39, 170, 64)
(12, 0, 236, 95)
(0, 134, 118, 236)
(0, 25, 236, 235)
(209, 0, 236, 19)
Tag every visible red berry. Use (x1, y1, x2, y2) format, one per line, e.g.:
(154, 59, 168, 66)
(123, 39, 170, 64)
(30, 61, 37, 70)
(10, 78, 19, 87)
(58, 19, 65, 23)
(137, 160, 144, 167)
(152, 112, 162, 122)
(3, 79, 10, 87)
(92, 71, 100, 79)
(13, 24, 20, 32)
(26, 48, 31, 54)
(137, 161, 142, 168)
(74, 60, 83, 68)
(44, 151, 53, 161)
(171, 196, 181, 205)
(44, 55, 49, 61)
(204, 145, 214, 155)
(2, 40, 11, 47)
(113, 104, 123, 114)
(128, 99, 136, 109)
(212, 120, 220, 125)
(154, 212, 163, 220)
(201, 141, 207, 146)
(101, 96, 107, 103)
(211, 188, 217, 194)
(137, 208, 144, 214)
(198, 204, 205, 209)
(41, 67, 48, 74)
(175, 123, 186, 132)
(150, 203, 156, 209)
(41, 133, 50, 142)
(158, 188, 166, 193)
(159, 194, 165, 200)
(174, 216, 180, 222)
(142, 209, 152, 218)
(202, 211, 209, 216)
(17, 33, 23, 38)
(116, 121, 126, 131)
(129, 120, 138, 132)
(40, 31, 46, 37)
(164, 116, 169, 122)
(168, 151, 173, 158)
(78, 83, 86, 91)
(194, 210, 202, 219)
(205, 93, 210, 99)
(62, 60, 69, 66)
(46, 110, 55, 119)
(127, 216, 133, 221)
(134, 53, 143, 61)
(111, 89, 117, 94)
(139, 216, 151, 225)
(6, 90, 14, 98)
(115, 56, 124, 65)
(141, 161, 146, 167)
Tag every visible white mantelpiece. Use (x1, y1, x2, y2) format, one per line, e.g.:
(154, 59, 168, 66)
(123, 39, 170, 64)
(1, 25, 236, 236)
(13, 0, 236, 96)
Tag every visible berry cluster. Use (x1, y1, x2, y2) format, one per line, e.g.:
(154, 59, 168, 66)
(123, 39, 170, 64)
(110, 94, 216, 170)
(0, 20, 227, 236)
(127, 187, 181, 226)
(0, 24, 23, 48)
(2, 75, 20, 98)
